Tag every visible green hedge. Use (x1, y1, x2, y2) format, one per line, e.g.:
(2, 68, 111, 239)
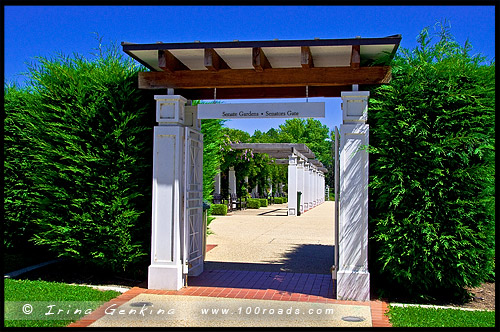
(211, 204, 228, 215)
(247, 199, 261, 209)
(258, 198, 268, 207)
(274, 197, 283, 204)
(368, 25, 495, 299)
(4, 42, 155, 272)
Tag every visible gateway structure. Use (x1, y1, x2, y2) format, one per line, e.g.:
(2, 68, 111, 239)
(122, 35, 401, 301)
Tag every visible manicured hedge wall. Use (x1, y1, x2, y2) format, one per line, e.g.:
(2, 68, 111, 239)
(258, 199, 268, 207)
(368, 26, 495, 299)
(4, 43, 155, 272)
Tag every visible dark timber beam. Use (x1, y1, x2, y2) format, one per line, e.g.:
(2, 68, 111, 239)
(301, 46, 314, 69)
(252, 47, 272, 72)
(172, 86, 358, 99)
(158, 50, 189, 72)
(138, 66, 392, 89)
(204, 48, 230, 71)
(350, 45, 360, 69)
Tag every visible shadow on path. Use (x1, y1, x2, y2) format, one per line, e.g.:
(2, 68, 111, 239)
(195, 244, 336, 298)
(257, 208, 288, 216)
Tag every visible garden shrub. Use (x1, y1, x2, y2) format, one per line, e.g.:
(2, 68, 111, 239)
(4, 41, 155, 272)
(247, 199, 261, 209)
(274, 197, 283, 204)
(4, 86, 41, 252)
(368, 24, 495, 299)
(211, 204, 228, 216)
(259, 198, 269, 207)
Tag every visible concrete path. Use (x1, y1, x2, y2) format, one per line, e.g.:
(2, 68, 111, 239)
(205, 202, 334, 274)
(68, 201, 392, 327)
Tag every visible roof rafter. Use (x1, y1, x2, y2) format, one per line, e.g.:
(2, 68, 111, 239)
(158, 50, 189, 72)
(301, 46, 314, 69)
(204, 48, 230, 71)
(350, 45, 360, 69)
(252, 47, 272, 72)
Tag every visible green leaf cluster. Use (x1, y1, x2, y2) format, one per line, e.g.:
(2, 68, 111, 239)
(368, 22, 495, 299)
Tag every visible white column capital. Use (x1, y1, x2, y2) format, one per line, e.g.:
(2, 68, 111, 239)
(341, 91, 369, 124)
(155, 95, 187, 125)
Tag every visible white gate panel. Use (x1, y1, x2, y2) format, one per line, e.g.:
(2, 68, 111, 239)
(183, 127, 204, 276)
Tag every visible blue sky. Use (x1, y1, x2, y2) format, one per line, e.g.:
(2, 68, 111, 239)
(4, 5, 495, 134)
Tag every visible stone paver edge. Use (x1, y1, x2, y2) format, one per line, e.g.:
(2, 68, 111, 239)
(67, 286, 392, 327)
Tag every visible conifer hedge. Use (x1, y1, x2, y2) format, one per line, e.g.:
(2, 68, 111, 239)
(4, 43, 155, 272)
(368, 25, 495, 299)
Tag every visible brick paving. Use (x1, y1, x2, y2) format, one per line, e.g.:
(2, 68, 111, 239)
(68, 268, 391, 327)
(68, 202, 392, 327)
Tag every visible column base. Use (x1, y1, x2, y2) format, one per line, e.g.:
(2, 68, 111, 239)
(148, 264, 184, 290)
(337, 269, 370, 301)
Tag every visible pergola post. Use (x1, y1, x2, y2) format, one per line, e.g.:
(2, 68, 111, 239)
(149, 95, 192, 290)
(214, 171, 221, 195)
(337, 90, 370, 301)
(298, 159, 305, 214)
(303, 162, 310, 212)
(308, 163, 313, 211)
(287, 153, 298, 215)
(313, 167, 319, 207)
(228, 166, 236, 196)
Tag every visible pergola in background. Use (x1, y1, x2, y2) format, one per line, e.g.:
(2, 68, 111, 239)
(229, 143, 328, 215)
(123, 35, 401, 302)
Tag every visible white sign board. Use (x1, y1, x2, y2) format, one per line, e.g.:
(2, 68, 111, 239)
(195, 102, 325, 119)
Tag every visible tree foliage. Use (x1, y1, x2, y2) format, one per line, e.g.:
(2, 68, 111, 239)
(368, 23, 495, 300)
(197, 102, 226, 202)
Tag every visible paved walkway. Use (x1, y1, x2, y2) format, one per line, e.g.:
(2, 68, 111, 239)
(68, 201, 391, 327)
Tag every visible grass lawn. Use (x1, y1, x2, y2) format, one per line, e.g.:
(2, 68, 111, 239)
(387, 305, 495, 327)
(4, 278, 120, 327)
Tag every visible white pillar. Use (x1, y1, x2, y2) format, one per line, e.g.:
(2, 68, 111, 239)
(214, 171, 221, 195)
(251, 184, 258, 197)
(149, 95, 195, 290)
(287, 154, 298, 216)
(337, 90, 370, 301)
(228, 166, 236, 195)
(308, 165, 313, 210)
(321, 173, 325, 203)
(312, 167, 318, 207)
(298, 159, 305, 214)
(302, 162, 309, 211)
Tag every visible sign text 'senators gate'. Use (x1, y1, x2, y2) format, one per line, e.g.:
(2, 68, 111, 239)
(194, 102, 325, 119)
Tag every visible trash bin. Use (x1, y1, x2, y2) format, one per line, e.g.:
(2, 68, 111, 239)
(297, 191, 302, 216)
